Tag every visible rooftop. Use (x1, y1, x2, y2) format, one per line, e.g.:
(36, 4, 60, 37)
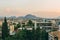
(49, 31, 60, 40)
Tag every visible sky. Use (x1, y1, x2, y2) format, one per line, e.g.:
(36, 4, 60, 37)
(0, 0, 60, 18)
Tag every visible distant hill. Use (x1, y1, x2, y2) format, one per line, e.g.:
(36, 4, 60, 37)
(0, 14, 41, 20)
(17, 16, 25, 20)
(7, 16, 16, 19)
(24, 14, 40, 19)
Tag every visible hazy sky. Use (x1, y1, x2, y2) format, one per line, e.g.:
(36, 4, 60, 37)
(0, 0, 60, 18)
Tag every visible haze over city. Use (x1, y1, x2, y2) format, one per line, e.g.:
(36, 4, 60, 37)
(1, 0, 60, 40)
(0, 0, 60, 18)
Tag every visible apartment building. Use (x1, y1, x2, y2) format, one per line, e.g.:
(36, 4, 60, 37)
(48, 24, 60, 40)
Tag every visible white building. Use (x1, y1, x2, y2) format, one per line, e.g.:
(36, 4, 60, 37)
(9, 25, 15, 35)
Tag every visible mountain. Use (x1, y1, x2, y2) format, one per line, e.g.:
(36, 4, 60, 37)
(56, 16, 60, 19)
(0, 14, 41, 20)
(7, 16, 16, 20)
(0, 16, 4, 19)
(17, 16, 25, 20)
(24, 14, 40, 19)
(16, 14, 41, 20)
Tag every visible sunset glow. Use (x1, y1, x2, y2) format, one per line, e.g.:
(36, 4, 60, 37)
(0, 0, 60, 18)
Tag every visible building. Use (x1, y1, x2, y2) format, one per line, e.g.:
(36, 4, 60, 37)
(49, 31, 60, 40)
(33, 19, 58, 32)
(48, 24, 60, 40)
(9, 25, 15, 35)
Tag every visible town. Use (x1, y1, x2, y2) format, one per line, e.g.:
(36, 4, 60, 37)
(0, 14, 60, 40)
(0, 0, 60, 40)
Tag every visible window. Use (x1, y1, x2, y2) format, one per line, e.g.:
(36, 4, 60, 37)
(54, 36, 58, 40)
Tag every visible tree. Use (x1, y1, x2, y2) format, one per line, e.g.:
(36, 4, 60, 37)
(32, 27, 36, 40)
(14, 28, 27, 40)
(14, 22, 21, 30)
(16, 22, 21, 28)
(35, 26, 41, 40)
(27, 20, 34, 27)
(41, 29, 48, 40)
(2, 17, 9, 39)
(35, 26, 48, 40)
(25, 30, 32, 40)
